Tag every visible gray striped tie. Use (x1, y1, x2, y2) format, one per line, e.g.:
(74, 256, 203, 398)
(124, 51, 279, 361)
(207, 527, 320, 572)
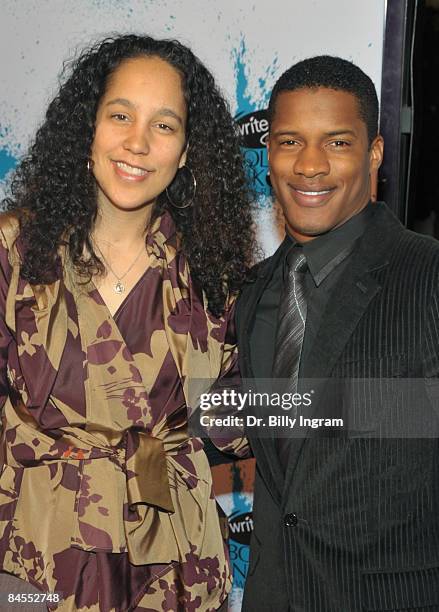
(272, 247, 308, 466)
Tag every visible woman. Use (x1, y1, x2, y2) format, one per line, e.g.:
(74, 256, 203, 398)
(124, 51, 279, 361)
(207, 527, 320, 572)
(0, 35, 253, 611)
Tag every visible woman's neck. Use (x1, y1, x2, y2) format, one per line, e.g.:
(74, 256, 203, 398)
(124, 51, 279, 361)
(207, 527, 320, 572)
(93, 201, 153, 248)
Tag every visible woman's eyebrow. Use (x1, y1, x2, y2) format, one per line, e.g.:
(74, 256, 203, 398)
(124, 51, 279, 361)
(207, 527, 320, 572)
(105, 97, 134, 108)
(105, 99, 183, 125)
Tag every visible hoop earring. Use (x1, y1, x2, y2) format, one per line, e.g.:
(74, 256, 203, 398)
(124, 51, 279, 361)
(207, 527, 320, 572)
(166, 166, 196, 209)
(87, 158, 94, 172)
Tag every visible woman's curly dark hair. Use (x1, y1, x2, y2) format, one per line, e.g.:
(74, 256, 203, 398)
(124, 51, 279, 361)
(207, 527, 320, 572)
(4, 34, 255, 316)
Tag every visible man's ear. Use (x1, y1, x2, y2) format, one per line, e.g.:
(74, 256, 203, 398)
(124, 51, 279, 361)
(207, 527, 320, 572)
(369, 135, 383, 202)
(369, 134, 384, 173)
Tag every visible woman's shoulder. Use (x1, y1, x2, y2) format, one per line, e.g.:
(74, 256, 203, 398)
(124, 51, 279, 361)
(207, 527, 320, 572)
(0, 211, 20, 249)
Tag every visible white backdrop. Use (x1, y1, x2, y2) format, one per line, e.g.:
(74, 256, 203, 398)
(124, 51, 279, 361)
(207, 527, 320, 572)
(0, 2, 386, 609)
(1, 0, 385, 255)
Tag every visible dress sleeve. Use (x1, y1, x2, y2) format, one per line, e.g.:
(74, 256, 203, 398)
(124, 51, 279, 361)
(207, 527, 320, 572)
(203, 300, 251, 459)
(0, 226, 13, 411)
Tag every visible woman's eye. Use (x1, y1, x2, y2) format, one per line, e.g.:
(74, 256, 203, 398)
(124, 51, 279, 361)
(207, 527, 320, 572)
(156, 123, 173, 131)
(111, 113, 129, 121)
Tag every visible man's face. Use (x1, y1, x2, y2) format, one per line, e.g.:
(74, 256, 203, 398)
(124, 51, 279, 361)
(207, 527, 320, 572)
(267, 87, 383, 242)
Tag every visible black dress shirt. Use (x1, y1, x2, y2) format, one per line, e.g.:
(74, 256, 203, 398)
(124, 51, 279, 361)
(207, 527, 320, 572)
(250, 204, 375, 379)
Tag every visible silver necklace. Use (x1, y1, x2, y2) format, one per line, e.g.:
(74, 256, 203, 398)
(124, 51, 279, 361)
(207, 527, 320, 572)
(94, 242, 146, 294)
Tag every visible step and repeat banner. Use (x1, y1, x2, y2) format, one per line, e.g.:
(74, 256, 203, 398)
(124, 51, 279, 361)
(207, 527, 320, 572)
(0, 1, 385, 609)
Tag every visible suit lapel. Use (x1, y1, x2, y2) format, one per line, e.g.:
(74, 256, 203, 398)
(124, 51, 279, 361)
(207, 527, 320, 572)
(304, 260, 382, 380)
(281, 203, 404, 501)
(282, 262, 382, 501)
(238, 243, 288, 503)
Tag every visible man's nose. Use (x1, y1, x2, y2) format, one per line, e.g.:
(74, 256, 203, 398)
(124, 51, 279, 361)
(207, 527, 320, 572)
(293, 145, 330, 177)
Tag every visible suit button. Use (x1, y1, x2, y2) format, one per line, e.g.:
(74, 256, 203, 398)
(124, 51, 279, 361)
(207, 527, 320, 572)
(284, 512, 298, 527)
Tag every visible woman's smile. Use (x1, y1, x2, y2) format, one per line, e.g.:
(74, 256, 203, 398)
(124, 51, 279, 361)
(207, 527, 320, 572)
(111, 160, 152, 181)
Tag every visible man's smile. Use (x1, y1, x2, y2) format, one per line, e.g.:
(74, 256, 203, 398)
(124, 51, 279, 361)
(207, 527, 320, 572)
(288, 183, 337, 206)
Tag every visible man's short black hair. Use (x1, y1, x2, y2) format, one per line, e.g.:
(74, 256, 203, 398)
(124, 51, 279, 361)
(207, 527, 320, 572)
(268, 55, 379, 145)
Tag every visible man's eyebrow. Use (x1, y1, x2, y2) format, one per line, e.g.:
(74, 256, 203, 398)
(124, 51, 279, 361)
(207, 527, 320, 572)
(324, 129, 357, 137)
(271, 130, 302, 137)
(271, 129, 358, 138)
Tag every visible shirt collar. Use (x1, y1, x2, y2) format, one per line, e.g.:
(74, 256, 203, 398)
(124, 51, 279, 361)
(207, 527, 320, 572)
(284, 203, 374, 286)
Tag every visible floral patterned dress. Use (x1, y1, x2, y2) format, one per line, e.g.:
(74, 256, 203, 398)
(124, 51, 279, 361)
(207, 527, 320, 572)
(0, 211, 247, 611)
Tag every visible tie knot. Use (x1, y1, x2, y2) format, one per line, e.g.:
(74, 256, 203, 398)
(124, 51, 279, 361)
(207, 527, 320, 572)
(286, 247, 307, 274)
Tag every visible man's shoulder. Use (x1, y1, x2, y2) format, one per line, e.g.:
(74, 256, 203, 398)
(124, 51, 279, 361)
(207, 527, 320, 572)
(249, 254, 275, 277)
(365, 204, 439, 282)
(240, 252, 276, 290)
(395, 227, 439, 275)
(402, 226, 439, 251)
(376, 225, 439, 307)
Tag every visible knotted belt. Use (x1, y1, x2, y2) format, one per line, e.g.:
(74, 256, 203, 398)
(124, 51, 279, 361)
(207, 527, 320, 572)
(124, 429, 174, 512)
(1, 398, 206, 564)
(7, 397, 177, 511)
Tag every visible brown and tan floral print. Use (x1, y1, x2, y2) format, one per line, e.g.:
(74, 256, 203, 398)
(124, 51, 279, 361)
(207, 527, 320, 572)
(0, 210, 249, 611)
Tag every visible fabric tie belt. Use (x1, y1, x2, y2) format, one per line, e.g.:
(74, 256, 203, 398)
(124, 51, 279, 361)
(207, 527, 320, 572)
(60, 428, 177, 513)
(1, 398, 207, 565)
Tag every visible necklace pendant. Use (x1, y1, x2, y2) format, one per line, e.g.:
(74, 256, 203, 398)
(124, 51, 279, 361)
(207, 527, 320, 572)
(114, 280, 125, 294)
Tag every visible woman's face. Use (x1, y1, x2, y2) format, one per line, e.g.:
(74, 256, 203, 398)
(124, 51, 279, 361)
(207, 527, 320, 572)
(91, 55, 187, 212)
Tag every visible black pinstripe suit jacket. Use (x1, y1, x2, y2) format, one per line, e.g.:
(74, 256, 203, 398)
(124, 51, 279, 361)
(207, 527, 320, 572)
(237, 203, 439, 612)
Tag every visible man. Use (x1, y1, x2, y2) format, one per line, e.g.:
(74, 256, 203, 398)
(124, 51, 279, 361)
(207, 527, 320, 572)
(237, 56, 439, 611)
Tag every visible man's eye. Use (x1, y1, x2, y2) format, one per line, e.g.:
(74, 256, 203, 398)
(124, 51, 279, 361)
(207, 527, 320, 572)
(280, 140, 299, 146)
(330, 140, 350, 147)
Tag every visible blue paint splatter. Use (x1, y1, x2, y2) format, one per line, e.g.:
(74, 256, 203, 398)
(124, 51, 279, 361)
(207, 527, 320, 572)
(230, 463, 252, 518)
(233, 36, 279, 115)
(232, 37, 277, 205)
(258, 56, 280, 107)
(0, 149, 18, 182)
(233, 38, 255, 116)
